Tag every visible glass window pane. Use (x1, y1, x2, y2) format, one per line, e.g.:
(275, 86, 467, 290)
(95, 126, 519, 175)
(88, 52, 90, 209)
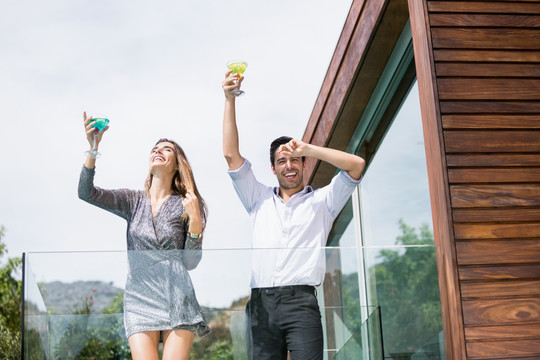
(358, 80, 444, 358)
(360, 81, 432, 248)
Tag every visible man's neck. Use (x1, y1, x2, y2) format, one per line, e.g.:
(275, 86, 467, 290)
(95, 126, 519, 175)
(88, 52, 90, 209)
(278, 186, 303, 203)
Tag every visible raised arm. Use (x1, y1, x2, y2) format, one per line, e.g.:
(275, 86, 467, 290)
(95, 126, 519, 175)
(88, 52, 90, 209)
(222, 70, 245, 171)
(279, 139, 366, 180)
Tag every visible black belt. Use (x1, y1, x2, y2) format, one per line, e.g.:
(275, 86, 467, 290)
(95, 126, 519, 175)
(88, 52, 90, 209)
(252, 285, 316, 296)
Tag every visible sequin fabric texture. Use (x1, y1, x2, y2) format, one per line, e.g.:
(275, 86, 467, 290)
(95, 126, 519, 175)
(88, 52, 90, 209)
(78, 166, 210, 338)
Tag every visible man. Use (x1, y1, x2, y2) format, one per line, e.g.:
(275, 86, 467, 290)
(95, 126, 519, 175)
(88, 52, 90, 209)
(222, 70, 365, 360)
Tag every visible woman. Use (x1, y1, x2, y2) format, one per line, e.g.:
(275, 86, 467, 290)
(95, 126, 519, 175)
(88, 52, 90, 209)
(78, 112, 209, 360)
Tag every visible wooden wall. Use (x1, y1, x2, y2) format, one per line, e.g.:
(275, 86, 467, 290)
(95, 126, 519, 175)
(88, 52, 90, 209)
(410, 0, 540, 358)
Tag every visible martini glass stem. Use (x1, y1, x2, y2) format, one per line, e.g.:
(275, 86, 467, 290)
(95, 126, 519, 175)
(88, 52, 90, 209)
(91, 133, 98, 157)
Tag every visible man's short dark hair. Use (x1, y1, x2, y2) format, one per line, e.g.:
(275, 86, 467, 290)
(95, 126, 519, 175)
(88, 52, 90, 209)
(270, 136, 293, 166)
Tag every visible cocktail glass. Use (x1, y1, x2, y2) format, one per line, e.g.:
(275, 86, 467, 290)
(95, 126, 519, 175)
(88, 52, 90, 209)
(227, 60, 248, 96)
(85, 117, 109, 159)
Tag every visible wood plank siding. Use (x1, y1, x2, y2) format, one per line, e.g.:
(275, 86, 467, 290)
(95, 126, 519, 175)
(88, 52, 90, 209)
(304, 0, 539, 358)
(411, 0, 540, 358)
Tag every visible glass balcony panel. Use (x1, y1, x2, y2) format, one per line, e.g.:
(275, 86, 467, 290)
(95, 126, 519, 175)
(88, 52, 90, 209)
(365, 246, 444, 359)
(333, 306, 383, 360)
(23, 246, 442, 359)
(23, 257, 49, 359)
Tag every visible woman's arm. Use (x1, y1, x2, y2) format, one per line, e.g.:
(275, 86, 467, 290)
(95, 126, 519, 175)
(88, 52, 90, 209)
(182, 195, 205, 270)
(79, 112, 134, 219)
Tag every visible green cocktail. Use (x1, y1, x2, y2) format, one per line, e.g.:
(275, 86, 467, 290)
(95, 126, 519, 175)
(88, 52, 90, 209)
(227, 61, 248, 96)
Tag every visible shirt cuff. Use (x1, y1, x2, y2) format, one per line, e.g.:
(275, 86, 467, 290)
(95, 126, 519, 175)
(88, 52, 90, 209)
(339, 169, 362, 185)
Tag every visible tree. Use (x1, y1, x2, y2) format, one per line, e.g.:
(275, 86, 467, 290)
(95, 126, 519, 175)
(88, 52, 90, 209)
(0, 226, 22, 360)
(372, 220, 442, 356)
(53, 289, 132, 360)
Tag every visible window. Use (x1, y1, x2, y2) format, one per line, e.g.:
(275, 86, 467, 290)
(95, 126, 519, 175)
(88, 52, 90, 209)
(326, 21, 445, 358)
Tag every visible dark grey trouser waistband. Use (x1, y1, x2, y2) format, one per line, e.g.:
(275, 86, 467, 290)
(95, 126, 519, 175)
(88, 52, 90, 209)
(252, 285, 316, 296)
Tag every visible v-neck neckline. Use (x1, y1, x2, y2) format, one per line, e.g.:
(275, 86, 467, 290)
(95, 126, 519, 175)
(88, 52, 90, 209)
(150, 195, 172, 244)
(150, 195, 171, 219)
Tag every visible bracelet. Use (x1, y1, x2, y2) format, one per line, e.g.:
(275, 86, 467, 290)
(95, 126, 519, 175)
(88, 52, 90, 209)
(187, 231, 201, 239)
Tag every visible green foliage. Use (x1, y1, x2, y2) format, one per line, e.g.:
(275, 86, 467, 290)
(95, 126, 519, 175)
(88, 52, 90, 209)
(0, 322, 21, 360)
(372, 219, 442, 355)
(24, 327, 48, 360)
(341, 272, 362, 332)
(103, 291, 124, 314)
(47, 283, 240, 360)
(190, 325, 234, 360)
(72, 289, 96, 315)
(0, 226, 22, 360)
(53, 289, 132, 360)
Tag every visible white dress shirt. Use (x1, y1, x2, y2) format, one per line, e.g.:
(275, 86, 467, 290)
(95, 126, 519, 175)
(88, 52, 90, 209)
(228, 158, 361, 288)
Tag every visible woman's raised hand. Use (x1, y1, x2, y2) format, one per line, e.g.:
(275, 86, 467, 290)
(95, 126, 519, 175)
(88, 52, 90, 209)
(182, 190, 202, 235)
(83, 111, 109, 149)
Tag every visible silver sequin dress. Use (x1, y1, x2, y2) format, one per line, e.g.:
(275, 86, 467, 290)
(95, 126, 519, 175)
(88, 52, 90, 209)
(78, 166, 210, 338)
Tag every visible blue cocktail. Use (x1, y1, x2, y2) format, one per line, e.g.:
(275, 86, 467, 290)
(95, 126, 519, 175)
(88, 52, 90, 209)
(85, 117, 109, 158)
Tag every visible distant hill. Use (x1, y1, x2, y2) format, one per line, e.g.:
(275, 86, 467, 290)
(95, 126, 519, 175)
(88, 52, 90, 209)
(37, 280, 250, 317)
(38, 280, 123, 314)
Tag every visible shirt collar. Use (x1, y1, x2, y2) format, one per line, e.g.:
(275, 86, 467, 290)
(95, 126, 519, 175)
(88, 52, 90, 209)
(273, 185, 313, 200)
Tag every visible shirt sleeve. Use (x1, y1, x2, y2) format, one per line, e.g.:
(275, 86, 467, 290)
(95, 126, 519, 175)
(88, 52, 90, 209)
(78, 166, 138, 221)
(227, 158, 268, 214)
(321, 170, 362, 219)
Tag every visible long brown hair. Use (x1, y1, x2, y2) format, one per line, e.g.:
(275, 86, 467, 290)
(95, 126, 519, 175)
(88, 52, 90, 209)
(145, 138, 208, 228)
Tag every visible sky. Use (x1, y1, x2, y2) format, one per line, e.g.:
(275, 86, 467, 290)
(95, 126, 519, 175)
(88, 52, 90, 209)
(0, 1, 354, 307)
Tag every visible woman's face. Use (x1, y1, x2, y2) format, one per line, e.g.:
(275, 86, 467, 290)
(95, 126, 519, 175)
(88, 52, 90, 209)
(149, 141, 177, 175)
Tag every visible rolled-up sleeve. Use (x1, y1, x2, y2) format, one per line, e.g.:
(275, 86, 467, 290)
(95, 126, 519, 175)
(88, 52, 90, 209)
(324, 170, 362, 219)
(228, 159, 268, 214)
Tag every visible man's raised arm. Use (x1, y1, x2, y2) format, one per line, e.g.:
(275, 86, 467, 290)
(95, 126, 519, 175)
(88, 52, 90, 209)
(278, 139, 366, 180)
(222, 70, 245, 171)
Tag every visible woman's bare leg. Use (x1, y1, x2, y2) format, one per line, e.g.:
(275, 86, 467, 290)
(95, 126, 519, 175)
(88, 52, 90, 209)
(128, 331, 160, 360)
(162, 329, 195, 360)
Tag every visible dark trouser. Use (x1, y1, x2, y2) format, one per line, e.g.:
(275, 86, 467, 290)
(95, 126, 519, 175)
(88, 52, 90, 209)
(246, 285, 323, 360)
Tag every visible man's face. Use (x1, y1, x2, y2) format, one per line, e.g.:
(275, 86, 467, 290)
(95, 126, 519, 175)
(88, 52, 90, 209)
(272, 153, 305, 191)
